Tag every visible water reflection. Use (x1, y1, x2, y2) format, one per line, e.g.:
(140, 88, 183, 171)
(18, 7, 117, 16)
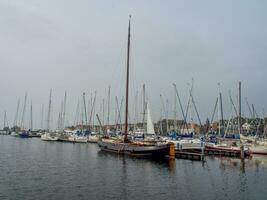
(208, 155, 267, 172)
(1, 135, 267, 200)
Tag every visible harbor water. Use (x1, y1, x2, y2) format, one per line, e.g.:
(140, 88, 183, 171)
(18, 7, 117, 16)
(0, 135, 266, 200)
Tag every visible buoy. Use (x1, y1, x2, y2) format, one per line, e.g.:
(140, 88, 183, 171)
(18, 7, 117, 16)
(169, 142, 175, 159)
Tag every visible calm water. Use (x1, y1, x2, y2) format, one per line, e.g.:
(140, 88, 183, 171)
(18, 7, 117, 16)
(0, 135, 267, 200)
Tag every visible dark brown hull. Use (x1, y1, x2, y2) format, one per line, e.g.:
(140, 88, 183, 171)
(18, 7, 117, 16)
(98, 139, 169, 158)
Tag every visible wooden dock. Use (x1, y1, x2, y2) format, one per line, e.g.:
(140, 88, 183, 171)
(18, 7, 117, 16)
(204, 148, 250, 158)
(175, 151, 204, 161)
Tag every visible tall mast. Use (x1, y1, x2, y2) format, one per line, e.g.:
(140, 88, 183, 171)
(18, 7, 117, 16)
(166, 99, 169, 133)
(89, 91, 96, 129)
(173, 83, 189, 134)
(218, 83, 221, 135)
(47, 89, 52, 131)
(210, 97, 218, 124)
(219, 97, 224, 129)
(173, 84, 177, 131)
(83, 92, 88, 126)
(30, 100, 33, 130)
(238, 81, 242, 134)
(124, 15, 131, 142)
(107, 86, 111, 126)
(20, 93, 27, 129)
(142, 84, 146, 127)
(160, 94, 165, 133)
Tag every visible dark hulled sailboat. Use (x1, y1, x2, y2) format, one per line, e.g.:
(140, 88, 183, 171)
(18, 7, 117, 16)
(97, 16, 169, 158)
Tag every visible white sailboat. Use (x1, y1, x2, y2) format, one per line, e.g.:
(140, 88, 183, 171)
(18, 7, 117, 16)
(133, 100, 156, 140)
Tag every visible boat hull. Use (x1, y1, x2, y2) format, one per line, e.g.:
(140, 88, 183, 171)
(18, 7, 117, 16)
(98, 139, 169, 158)
(41, 133, 59, 141)
(251, 151, 267, 155)
(18, 132, 30, 138)
(250, 146, 267, 155)
(87, 135, 99, 143)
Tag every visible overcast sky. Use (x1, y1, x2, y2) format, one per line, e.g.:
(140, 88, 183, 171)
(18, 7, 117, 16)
(0, 0, 267, 129)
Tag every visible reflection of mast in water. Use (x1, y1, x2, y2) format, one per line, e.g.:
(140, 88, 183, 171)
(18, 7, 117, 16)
(240, 158, 245, 173)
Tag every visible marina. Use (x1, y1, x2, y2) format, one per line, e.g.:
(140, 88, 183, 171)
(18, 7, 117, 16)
(0, 1, 267, 199)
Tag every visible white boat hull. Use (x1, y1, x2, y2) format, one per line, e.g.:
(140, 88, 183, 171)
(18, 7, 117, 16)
(41, 133, 59, 141)
(87, 135, 99, 143)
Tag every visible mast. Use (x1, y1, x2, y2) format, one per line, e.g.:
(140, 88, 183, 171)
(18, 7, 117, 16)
(160, 94, 166, 133)
(173, 84, 177, 131)
(30, 100, 33, 130)
(74, 100, 80, 126)
(184, 82, 194, 134)
(83, 92, 88, 126)
(245, 98, 253, 118)
(57, 112, 61, 130)
(210, 97, 218, 125)
(173, 83, 189, 134)
(160, 95, 163, 134)
(89, 91, 97, 130)
(47, 89, 52, 131)
(238, 81, 242, 134)
(218, 83, 224, 135)
(166, 99, 169, 133)
(107, 86, 111, 126)
(219, 86, 224, 133)
(20, 93, 27, 129)
(124, 15, 131, 142)
(142, 84, 146, 128)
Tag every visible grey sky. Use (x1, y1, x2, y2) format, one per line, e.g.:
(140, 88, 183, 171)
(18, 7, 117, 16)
(0, 0, 267, 129)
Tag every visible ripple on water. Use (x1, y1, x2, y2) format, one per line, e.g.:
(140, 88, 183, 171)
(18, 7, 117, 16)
(0, 135, 267, 200)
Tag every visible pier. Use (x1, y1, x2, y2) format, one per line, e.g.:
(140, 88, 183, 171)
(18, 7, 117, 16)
(204, 148, 250, 158)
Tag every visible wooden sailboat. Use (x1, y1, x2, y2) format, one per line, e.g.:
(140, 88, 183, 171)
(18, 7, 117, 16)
(97, 16, 169, 158)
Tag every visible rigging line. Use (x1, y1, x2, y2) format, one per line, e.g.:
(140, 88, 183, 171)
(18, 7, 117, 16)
(229, 91, 238, 117)
(210, 97, 218, 124)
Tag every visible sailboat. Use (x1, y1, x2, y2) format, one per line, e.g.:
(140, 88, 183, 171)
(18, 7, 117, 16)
(41, 89, 59, 141)
(18, 93, 30, 138)
(0, 111, 10, 135)
(133, 101, 156, 140)
(97, 16, 169, 158)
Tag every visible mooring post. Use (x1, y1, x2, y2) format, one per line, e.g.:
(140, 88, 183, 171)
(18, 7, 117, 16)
(201, 140, 205, 161)
(169, 142, 175, 159)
